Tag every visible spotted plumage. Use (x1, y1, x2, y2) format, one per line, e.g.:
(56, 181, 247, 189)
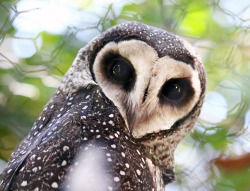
(0, 21, 206, 191)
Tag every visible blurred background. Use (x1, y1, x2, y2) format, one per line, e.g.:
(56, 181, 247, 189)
(0, 0, 249, 190)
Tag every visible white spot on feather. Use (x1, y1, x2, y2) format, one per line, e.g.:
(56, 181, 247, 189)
(121, 152, 125, 157)
(21, 181, 27, 187)
(51, 182, 58, 188)
(62, 160, 67, 166)
(136, 169, 141, 176)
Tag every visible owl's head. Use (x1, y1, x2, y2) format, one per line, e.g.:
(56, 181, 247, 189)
(58, 21, 206, 177)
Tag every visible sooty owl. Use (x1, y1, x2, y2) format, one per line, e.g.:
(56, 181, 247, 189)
(0, 21, 206, 191)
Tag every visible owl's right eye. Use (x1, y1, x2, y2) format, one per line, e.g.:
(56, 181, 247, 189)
(109, 58, 134, 82)
(159, 78, 194, 107)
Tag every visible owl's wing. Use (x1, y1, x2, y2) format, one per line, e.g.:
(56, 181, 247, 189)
(0, 107, 54, 190)
(5, 120, 94, 190)
(0, 107, 81, 189)
(0, 85, 107, 190)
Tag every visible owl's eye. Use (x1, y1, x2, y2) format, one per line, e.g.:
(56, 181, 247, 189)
(161, 80, 184, 100)
(102, 52, 136, 91)
(109, 58, 133, 82)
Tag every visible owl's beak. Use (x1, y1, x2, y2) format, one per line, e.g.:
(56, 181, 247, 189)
(127, 109, 137, 134)
(124, 82, 156, 138)
(126, 104, 152, 138)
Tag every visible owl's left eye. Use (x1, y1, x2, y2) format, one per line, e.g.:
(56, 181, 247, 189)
(160, 78, 194, 106)
(161, 80, 184, 100)
(109, 58, 134, 82)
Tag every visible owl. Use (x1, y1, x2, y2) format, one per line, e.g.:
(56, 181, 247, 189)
(0, 21, 206, 191)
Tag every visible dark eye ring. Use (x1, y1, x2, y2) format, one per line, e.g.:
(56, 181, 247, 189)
(161, 79, 184, 101)
(109, 58, 134, 83)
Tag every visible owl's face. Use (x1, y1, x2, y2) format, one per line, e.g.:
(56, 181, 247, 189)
(93, 40, 202, 138)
